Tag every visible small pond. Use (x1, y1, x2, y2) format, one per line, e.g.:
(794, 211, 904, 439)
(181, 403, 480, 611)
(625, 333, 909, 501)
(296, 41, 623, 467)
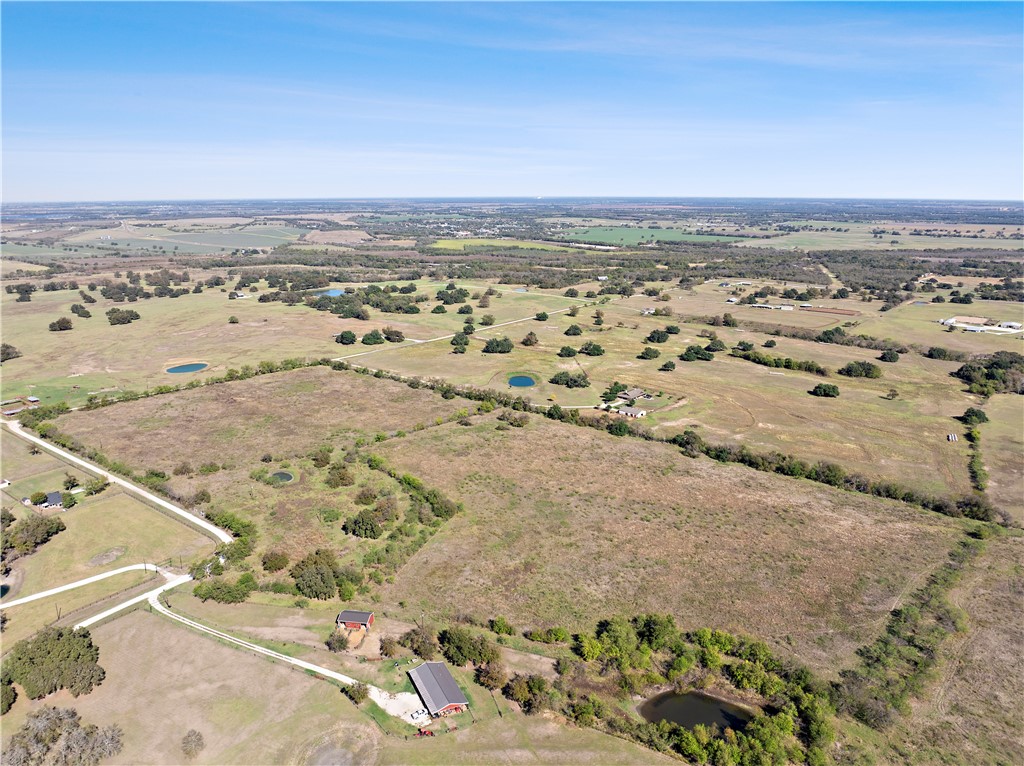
(639, 691, 753, 731)
(271, 471, 294, 483)
(316, 288, 346, 297)
(166, 363, 209, 374)
(508, 375, 536, 387)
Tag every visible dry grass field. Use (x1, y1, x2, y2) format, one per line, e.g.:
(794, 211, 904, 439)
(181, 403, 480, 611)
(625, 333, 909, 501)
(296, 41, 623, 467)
(358, 294, 983, 501)
(55, 366, 465, 471)
(371, 415, 965, 675)
(979, 395, 1024, 524)
(839, 535, 1024, 765)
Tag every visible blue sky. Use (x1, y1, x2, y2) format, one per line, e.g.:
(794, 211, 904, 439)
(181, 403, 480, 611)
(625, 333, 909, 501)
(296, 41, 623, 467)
(2, 2, 1021, 201)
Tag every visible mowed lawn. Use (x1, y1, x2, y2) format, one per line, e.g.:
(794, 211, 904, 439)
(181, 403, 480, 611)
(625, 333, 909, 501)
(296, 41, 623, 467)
(11, 489, 213, 599)
(371, 416, 965, 675)
(1, 609, 670, 765)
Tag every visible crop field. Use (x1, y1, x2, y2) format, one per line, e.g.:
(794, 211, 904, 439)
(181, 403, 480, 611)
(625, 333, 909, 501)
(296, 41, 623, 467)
(979, 395, 1024, 523)
(371, 415, 964, 674)
(63, 224, 308, 253)
(555, 227, 744, 245)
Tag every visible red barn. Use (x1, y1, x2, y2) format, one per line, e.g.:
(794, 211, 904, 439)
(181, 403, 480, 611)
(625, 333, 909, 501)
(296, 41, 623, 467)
(336, 610, 375, 631)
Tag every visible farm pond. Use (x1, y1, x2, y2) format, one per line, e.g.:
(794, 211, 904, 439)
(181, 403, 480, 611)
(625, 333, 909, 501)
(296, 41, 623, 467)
(508, 375, 536, 387)
(166, 363, 208, 374)
(638, 691, 754, 731)
(271, 471, 294, 483)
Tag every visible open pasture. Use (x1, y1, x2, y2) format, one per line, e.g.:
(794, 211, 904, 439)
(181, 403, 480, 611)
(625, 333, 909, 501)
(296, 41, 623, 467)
(736, 220, 1024, 251)
(0, 278, 589, 407)
(855, 298, 1024, 355)
(55, 366, 466, 471)
(979, 395, 1024, 523)
(430, 237, 574, 251)
(371, 415, 964, 674)
(0, 284, 342, 406)
(555, 226, 743, 245)
(341, 300, 982, 500)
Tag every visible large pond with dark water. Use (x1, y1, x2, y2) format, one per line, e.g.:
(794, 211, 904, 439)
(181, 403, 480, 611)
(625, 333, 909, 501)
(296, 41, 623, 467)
(638, 691, 753, 731)
(166, 363, 208, 374)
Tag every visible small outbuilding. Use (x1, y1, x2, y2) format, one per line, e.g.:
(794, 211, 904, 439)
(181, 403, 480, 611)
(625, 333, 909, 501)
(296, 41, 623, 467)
(336, 610, 375, 631)
(408, 662, 469, 717)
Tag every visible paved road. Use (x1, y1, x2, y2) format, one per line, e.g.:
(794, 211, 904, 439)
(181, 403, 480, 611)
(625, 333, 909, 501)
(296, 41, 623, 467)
(2, 420, 232, 544)
(0, 563, 161, 609)
(147, 586, 425, 723)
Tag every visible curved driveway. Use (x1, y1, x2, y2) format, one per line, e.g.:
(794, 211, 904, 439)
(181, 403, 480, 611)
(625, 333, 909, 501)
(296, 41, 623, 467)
(0, 563, 161, 609)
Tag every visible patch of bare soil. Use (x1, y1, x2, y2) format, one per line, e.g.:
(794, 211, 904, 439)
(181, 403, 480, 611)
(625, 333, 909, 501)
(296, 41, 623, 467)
(88, 547, 126, 567)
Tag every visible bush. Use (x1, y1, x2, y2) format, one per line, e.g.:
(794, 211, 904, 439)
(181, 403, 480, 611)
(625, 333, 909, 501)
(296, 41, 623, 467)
(361, 330, 385, 345)
(535, 312, 548, 321)
(879, 349, 900, 363)
(557, 346, 578, 357)
(579, 341, 604, 356)
(483, 337, 514, 354)
(549, 371, 590, 389)
(659, 361, 676, 371)
(961, 407, 989, 425)
(336, 330, 357, 345)
(638, 347, 660, 360)
(838, 361, 882, 378)
(49, 317, 73, 332)
(343, 509, 382, 539)
(345, 681, 370, 704)
(490, 616, 515, 635)
(401, 626, 437, 659)
(810, 383, 840, 398)
(182, 730, 206, 760)
(565, 324, 582, 336)
(262, 550, 289, 572)
(326, 632, 350, 652)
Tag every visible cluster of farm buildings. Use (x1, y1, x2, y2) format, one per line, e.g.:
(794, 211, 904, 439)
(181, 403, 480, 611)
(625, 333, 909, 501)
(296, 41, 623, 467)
(335, 610, 470, 719)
